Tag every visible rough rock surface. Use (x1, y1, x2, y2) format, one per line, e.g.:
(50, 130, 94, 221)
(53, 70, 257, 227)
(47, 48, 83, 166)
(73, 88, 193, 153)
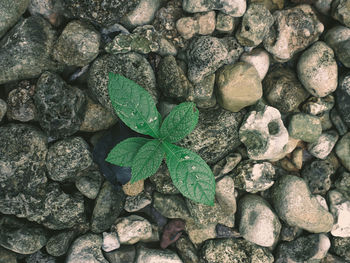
(182, 0, 246, 16)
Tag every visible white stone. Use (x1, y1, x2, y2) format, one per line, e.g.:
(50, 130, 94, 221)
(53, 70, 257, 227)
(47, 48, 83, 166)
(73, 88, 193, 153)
(182, 0, 246, 17)
(307, 130, 339, 159)
(102, 232, 120, 252)
(240, 48, 270, 80)
(123, 0, 160, 28)
(136, 246, 183, 263)
(329, 190, 350, 237)
(115, 215, 152, 245)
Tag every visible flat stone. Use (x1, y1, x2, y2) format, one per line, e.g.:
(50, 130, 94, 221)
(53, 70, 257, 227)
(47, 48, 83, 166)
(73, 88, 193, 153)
(124, 191, 152, 212)
(182, 0, 246, 16)
(335, 132, 350, 171)
(122, 180, 144, 196)
(215, 176, 237, 215)
(187, 74, 216, 108)
(185, 221, 217, 245)
(0, 247, 17, 263)
(46, 230, 76, 257)
(150, 163, 179, 194)
(288, 113, 322, 142)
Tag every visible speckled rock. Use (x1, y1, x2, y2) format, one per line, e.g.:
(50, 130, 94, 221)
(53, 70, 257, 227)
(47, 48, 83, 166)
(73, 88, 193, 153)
(0, 16, 59, 85)
(239, 105, 289, 160)
(114, 215, 152, 244)
(102, 232, 120, 252)
(124, 191, 152, 212)
(91, 181, 125, 233)
(324, 26, 350, 68)
(332, 237, 350, 261)
(271, 174, 334, 233)
(288, 113, 322, 142)
(0, 216, 47, 255)
(216, 62, 262, 112)
(275, 234, 331, 262)
(263, 5, 324, 61)
(104, 245, 136, 263)
(153, 192, 190, 220)
(200, 238, 274, 263)
(176, 11, 216, 39)
(87, 53, 157, 113)
(263, 66, 309, 113)
(335, 132, 350, 171)
(0, 0, 30, 38)
(135, 246, 183, 263)
(187, 74, 216, 108)
(75, 164, 103, 199)
(335, 73, 350, 128)
(307, 130, 339, 159)
(46, 230, 76, 257)
(297, 41, 338, 97)
(53, 20, 100, 66)
(66, 233, 108, 263)
(0, 99, 7, 122)
(183, 0, 246, 16)
(34, 71, 86, 139)
(328, 190, 350, 237)
(176, 236, 199, 263)
(216, 12, 236, 33)
(240, 48, 270, 80)
(238, 194, 281, 247)
(331, 0, 350, 27)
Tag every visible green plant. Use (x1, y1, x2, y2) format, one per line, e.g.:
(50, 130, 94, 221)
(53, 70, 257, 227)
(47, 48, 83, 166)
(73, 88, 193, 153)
(105, 73, 215, 206)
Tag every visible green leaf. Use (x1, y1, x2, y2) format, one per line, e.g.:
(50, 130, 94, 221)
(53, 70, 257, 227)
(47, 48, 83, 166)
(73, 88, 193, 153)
(105, 137, 150, 167)
(160, 102, 199, 143)
(130, 139, 165, 183)
(162, 141, 215, 206)
(108, 73, 161, 138)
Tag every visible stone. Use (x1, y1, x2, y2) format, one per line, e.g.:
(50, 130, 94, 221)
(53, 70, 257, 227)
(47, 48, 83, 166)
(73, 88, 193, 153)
(331, 109, 348, 136)
(297, 41, 338, 97)
(102, 232, 120, 252)
(160, 219, 186, 249)
(25, 251, 57, 263)
(0, 0, 30, 39)
(87, 53, 157, 113)
(176, 237, 199, 263)
(331, 0, 350, 27)
(28, 0, 64, 27)
(34, 71, 86, 139)
(280, 223, 303, 242)
(335, 171, 350, 199)
(271, 174, 334, 233)
(263, 66, 309, 113)
(150, 163, 179, 194)
(236, 3, 273, 47)
(263, 5, 324, 61)
(178, 105, 245, 164)
(0, 247, 17, 263)
(104, 245, 136, 263)
(307, 130, 339, 159)
(0, 99, 7, 122)
(328, 190, 350, 237)
(324, 26, 350, 68)
(182, 0, 246, 16)
(218, 37, 244, 65)
(288, 113, 322, 142)
(0, 16, 59, 85)
(275, 234, 331, 262)
(200, 238, 274, 263)
(216, 62, 262, 112)
(213, 152, 242, 177)
(215, 176, 237, 215)
(239, 105, 289, 160)
(332, 237, 350, 261)
(302, 95, 335, 116)
(187, 74, 216, 108)
(0, 216, 47, 255)
(46, 230, 76, 257)
(53, 20, 100, 66)
(66, 233, 108, 263)
(335, 132, 350, 171)
(186, 221, 217, 245)
(240, 48, 270, 80)
(176, 11, 215, 39)
(301, 160, 335, 195)
(114, 215, 152, 244)
(233, 160, 276, 193)
(335, 73, 350, 128)
(135, 246, 183, 263)
(124, 191, 152, 212)
(91, 181, 125, 233)
(153, 192, 191, 220)
(238, 194, 281, 247)
(314, 0, 333, 15)
(175, 16, 197, 40)
(216, 12, 236, 33)
(122, 180, 144, 196)
(46, 137, 92, 182)
(75, 164, 103, 199)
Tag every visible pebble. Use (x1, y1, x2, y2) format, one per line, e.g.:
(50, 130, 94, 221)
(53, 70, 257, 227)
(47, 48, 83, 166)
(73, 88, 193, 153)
(176, 11, 215, 39)
(0, 247, 17, 263)
(28, 0, 64, 27)
(332, 237, 350, 261)
(280, 223, 303, 242)
(302, 95, 335, 116)
(122, 180, 144, 196)
(46, 230, 76, 257)
(335, 170, 350, 199)
(216, 12, 236, 33)
(288, 113, 322, 143)
(176, 236, 199, 263)
(324, 26, 350, 68)
(331, 108, 348, 136)
(182, 0, 246, 17)
(135, 246, 183, 263)
(250, 0, 284, 11)
(153, 192, 191, 220)
(104, 245, 136, 263)
(335, 132, 350, 171)
(215, 176, 237, 215)
(314, 0, 332, 15)
(331, 0, 350, 27)
(124, 191, 152, 212)
(25, 251, 57, 263)
(335, 73, 350, 128)
(307, 130, 339, 159)
(0, 98, 7, 122)
(75, 164, 103, 199)
(102, 232, 120, 252)
(297, 41, 338, 97)
(328, 190, 350, 237)
(240, 48, 270, 80)
(185, 221, 217, 245)
(0, 0, 29, 38)
(150, 163, 179, 194)
(213, 152, 242, 177)
(187, 74, 216, 108)
(160, 219, 186, 249)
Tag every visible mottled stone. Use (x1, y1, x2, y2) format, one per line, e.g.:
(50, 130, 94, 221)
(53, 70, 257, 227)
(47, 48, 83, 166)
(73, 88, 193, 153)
(249, 0, 284, 11)
(176, 11, 215, 39)
(136, 246, 183, 263)
(335, 132, 350, 171)
(332, 237, 350, 261)
(288, 113, 322, 142)
(28, 0, 64, 27)
(0, 99, 6, 122)
(280, 223, 303, 242)
(25, 250, 57, 263)
(46, 230, 76, 257)
(216, 12, 236, 33)
(335, 171, 350, 199)
(302, 95, 335, 116)
(240, 48, 270, 80)
(314, 0, 333, 15)
(102, 232, 120, 252)
(213, 152, 242, 177)
(153, 192, 190, 220)
(75, 164, 103, 199)
(183, 0, 246, 16)
(176, 236, 199, 263)
(122, 180, 144, 196)
(124, 191, 152, 212)
(104, 245, 136, 263)
(331, 0, 350, 27)
(215, 176, 236, 215)
(335, 73, 350, 128)
(324, 26, 350, 68)
(0, 247, 17, 263)
(187, 74, 216, 108)
(329, 190, 350, 237)
(331, 109, 348, 136)
(150, 163, 179, 194)
(114, 215, 152, 244)
(307, 130, 339, 159)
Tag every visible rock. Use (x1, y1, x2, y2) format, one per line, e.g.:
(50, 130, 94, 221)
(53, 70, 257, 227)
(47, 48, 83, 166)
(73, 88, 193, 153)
(135, 245, 183, 263)
(0, 99, 7, 122)
(302, 95, 335, 116)
(46, 230, 76, 257)
(182, 0, 246, 16)
(0, 0, 30, 39)
(34, 71, 86, 139)
(271, 174, 334, 233)
(53, 20, 100, 66)
(200, 238, 274, 263)
(150, 163, 179, 194)
(275, 234, 331, 262)
(46, 137, 92, 182)
(66, 233, 108, 263)
(301, 160, 335, 195)
(307, 130, 339, 159)
(236, 3, 274, 47)
(122, 180, 144, 196)
(314, 0, 333, 15)
(216, 62, 262, 112)
(335, 171, 350, 199)
(263, 66, 309, 113)
(91, 181, 125, 233)
(25, 251, 57, 263)
(0, 247, 17, 263)
(238, 194, 281, 247)
(87, 53, 158, 113)
(297, 41, 338, 97)
(331, 109, 348, 136)
(233, 160, 276, 193)
(335, 73, 350, 128)
(161, 219, 186, 249)
(324, 26, 350, 68)
(153, 192, 190, 220)
(240, 48, 270, 80)
(213, 152, 242, 177)
(280, 223, 303, 242)
(335, 132, 350, 171)
(249, 0, 284, 11)
(0, 216, 47, 255)
(178, 105, 245, 164)
(215, 176, 237, 215)
(331, 0, 350, 27)
(75, 164, 103, 199)
(102, 232, 120, 252)
(114, 215, 152, 244)
(124, 191, 152, 212)
(104, 245, 136, 263)
(0, 16, 59, 85)
(263, 5, 324, 61)
(332, 237, 350, 261)
(239, 105, 289, 160)
(215, 224, 241, 239)
(187, 74, 216, 109)
(186, 221, 217, 245)
(28, 0, 64, 27)
(288, 113, 322, 142)
(216, 12, 236, 33)
(176, 236, 199, 263)
(328, 190, 350, 237)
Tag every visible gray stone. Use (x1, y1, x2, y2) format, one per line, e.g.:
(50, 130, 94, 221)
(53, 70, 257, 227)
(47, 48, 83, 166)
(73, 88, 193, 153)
(219, 37, 244, 65)
(0, 216, 47, 255)
(335, 171, 350, 199)
(200, 238, 274, 263)
(185, 221, 216, 245)
(288, 113, 322, 142)
(335, 132, 350, 171)
(34, 71, 86, 139)
(183, 0, 246, 17)
(328, 190, 350, 237)
(240, 48, 270, 80)
(239, 105, 289, 160)
(331, 109, 348, 136)
(175, 236, 199, 263)
(0, 0, 29, 39)
(25, 251, 57, 263)
(66, 233, 108, 263)
(0, 247, 17, 263)
(46, 137, 92, 182)
(271, 174, 334, 233)
(0, 16, 59, 85)
(87, 53, 157, 113)
(124, 191, 152, 212)
(45, 230, 76, 257)
(297, 41, 338, 97)
(28, 0, 64, 27)
(176, 11, 216, 39)
(91, 181, 125, 233)
(314, 0, 333, 15)
(0, 99, 7, 122)
(238, 194, 281, 247)
(216, 12, 236, 33)
(263, 5, 324, 61)
(102, 232, 120, 252)
(308, 130, 339, 159)
(280, 223, 303, 242)
(150, 163, 179, 194)
(331, 0, 350, 27)
(104, 245, 136, 263)
(324, 26, 350, 68)
(187, 74, 216, 108)
(332, 237, 350, 261)
(135, 246, 183, 263)
(335, 73, 350, 128)
(302, 95, 335, 116)
(153, 192, 190, 220)
(215, 176, 236, 215)
(75, 164, 103, 199)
